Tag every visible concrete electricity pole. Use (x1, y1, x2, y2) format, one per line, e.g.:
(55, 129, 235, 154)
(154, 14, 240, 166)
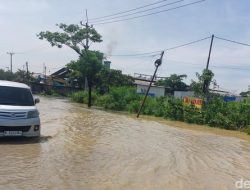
(203, 34, 214, 94)
(7, 52, 15, 73)
(80, 10, 94, 108)
(205, 34, 214, 70)
(80, 10, 90, 51)
(26, 61, 29, 80)
(137, 51, 165, 118)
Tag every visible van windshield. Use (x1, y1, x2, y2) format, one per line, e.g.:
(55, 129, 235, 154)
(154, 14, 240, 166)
(0, 86, 34, 106)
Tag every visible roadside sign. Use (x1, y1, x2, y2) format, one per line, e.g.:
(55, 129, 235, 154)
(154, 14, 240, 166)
(183, 97, 203, 109)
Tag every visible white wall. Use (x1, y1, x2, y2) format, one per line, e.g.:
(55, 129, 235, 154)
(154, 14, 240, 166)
(174, 91, 195, 99)
(136, 84, 165, 97)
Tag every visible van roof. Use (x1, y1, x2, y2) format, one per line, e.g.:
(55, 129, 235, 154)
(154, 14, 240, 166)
(0, 80, 30, 89)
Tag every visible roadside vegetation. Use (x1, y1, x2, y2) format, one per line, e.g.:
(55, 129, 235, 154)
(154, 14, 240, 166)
(0, 69, 34, 84)
(69, 86, 250, 134)
(68, 68, 250, 134)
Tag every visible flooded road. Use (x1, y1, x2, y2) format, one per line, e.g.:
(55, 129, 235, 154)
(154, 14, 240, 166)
(0, 96, 250, 190)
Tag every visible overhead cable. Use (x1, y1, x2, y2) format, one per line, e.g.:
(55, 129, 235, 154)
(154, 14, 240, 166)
(215, 36, 250, 47)
(92, 0, 206, 25)
(88, 0, 171, 21)
(90, 0, 184, 22)
(109, 35, 210, 57)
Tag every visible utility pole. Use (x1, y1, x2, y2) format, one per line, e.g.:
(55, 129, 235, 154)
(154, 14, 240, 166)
(205, 34, 214, 70)
(45, 65, 47, 81)
(22, 65, 25, 81)
(80, 10, 93, 108)
(80, 10, 90, 51)
(203, 34, 214, 94)
(7, 52, 15, 73)
(137, 51, 165, 118)
(26, 61, 29, 81)
(85, 10, 89, 50)
(43, 63, 47, 81)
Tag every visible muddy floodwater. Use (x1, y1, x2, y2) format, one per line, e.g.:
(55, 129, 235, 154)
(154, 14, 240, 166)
(0, 96, 250, 190)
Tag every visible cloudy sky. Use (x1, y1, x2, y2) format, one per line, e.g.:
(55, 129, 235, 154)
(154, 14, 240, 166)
(0, 0, 249, 93)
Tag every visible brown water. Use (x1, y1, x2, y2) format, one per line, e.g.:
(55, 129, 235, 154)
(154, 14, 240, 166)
(0, 96, 250, 190)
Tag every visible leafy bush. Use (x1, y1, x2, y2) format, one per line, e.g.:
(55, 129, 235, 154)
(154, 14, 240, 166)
(246, 126, 250, 135)
(95, 87, 140, 111)
(142, 97, 158, 115)
(70, 87, 250, 133)
(163, 97, 184, 121)
(69, 91, 87, 103)
(183, 105, 204, 124)
(126, 100, 141, 113)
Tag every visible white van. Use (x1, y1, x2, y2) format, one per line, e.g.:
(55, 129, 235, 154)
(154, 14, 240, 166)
(0, 80, 40, 137)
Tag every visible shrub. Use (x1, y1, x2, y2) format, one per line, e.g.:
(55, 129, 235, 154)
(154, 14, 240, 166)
(183, 105, 204, 124)
(163, 97, 184, 121)
(95, 87, 140, 111)
(246, 126, 250, 135)
(70, 87, 250, 133)
(69, 91, 87, 103)
(126, 100, 141, 113)
(142, 97, 158, 115)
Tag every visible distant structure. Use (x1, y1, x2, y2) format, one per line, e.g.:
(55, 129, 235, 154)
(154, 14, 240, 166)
(103, 60, 111, 69)
(133, 73, 167, 82)
(135, 80, 165, 97)
(174, 91, 195, 99)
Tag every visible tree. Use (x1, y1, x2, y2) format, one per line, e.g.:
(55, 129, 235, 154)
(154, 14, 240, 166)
(240, 91, 249, 97)
(0, 69, 34, 84)
(0, 69, 15, 81)
(95, 68, 134, 94)
(155, 74, 187, 92)
(190, 69, 215, 96)
(38, 24, 102, 56)
(240, 86, 250, 97)
(67, 50, 104, 107)
(38, 23, 102, 107)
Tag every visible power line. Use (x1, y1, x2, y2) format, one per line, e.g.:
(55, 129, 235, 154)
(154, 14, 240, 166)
(211, 65, 250, 71)
(214, 36, 250, 47)
(164, 59, 250, 71)
(109, 36, 210, 57)
(92, 0, 206, 25)
(88, 0, 171, 21)
(109, 52, 161, 57)
(90, 0, 184, 23)
(164, 36, 211, 51)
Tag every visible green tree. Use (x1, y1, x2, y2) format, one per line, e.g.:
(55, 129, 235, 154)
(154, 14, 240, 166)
(96, 68, 134, 94)
(240, 91, 249, 97)
(38, 23, 103, 107)
(0, 69, 15, 81)
(67, 50, 104, 107)
(240, 86, 250, 97)
(190, 69, 215, 96)
(155, 74, 187, 92)
(0, 69, 34, 84)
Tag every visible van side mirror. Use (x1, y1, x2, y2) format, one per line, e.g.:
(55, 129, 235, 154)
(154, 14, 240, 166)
(35, 98, 40, 104)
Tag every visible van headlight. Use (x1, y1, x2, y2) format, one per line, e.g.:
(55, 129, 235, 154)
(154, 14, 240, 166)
(27, 110, 39, 118)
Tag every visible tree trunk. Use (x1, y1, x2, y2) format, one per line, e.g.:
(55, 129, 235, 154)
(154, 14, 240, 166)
(88, 79, 92, 108)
